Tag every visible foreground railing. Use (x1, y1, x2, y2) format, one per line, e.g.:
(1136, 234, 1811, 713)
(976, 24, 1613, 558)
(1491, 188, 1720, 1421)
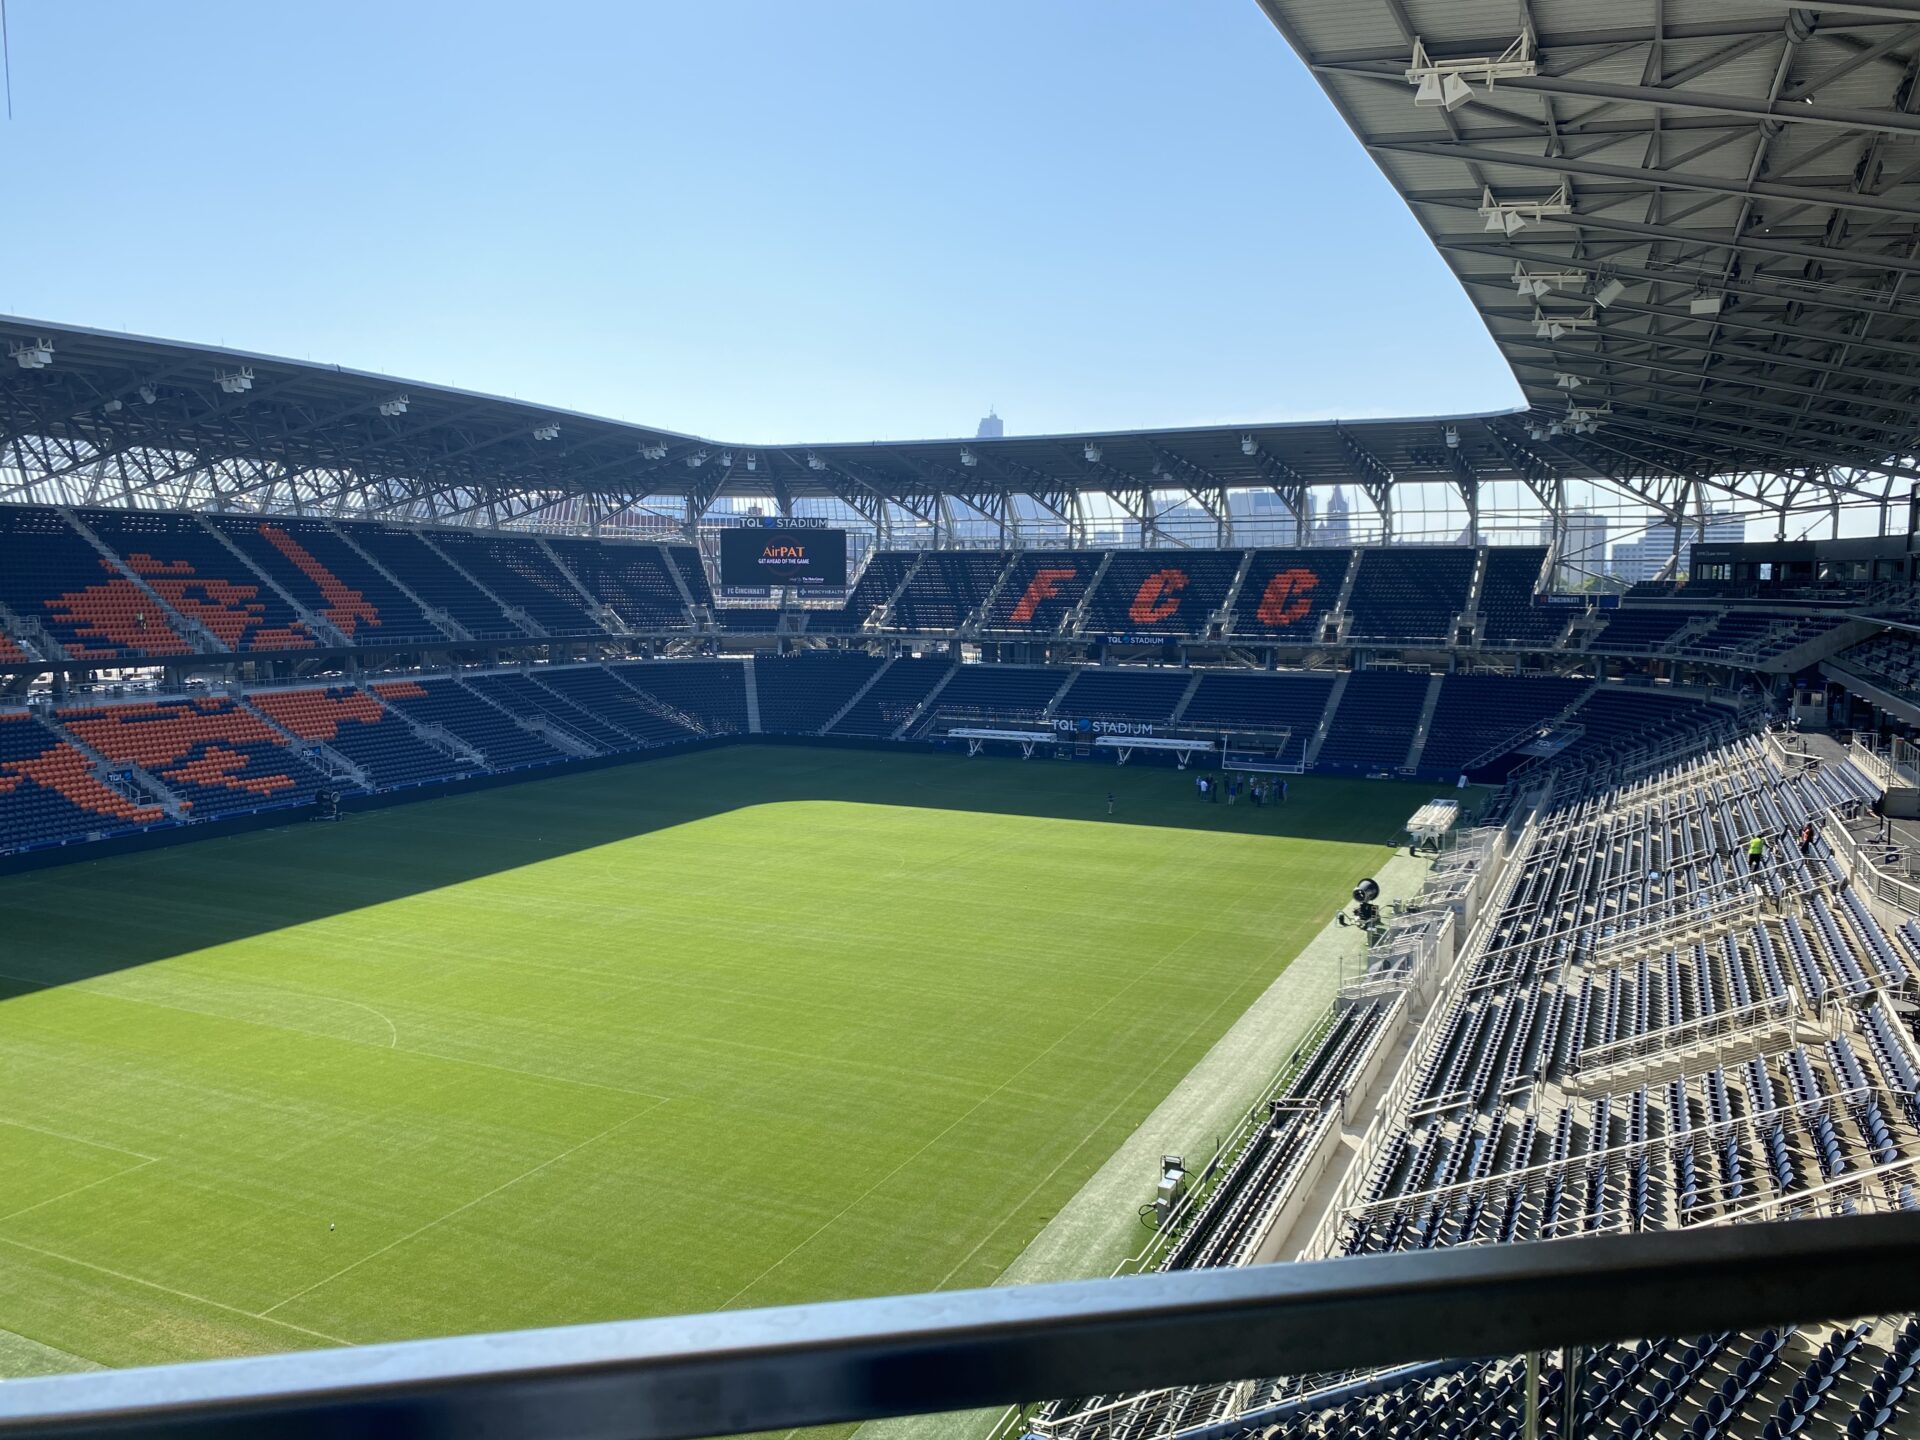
(0, 1217, 1916, 1439)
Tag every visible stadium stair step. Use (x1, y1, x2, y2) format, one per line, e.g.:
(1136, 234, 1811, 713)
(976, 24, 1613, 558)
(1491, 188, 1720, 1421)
(370, 689, 487, 768)
(196, 515, 354, 648)
(1169, 670, 1205, 724)
(741, 656, 763, 733)
(869, 554, 926, 633)
(237, 691, 374, 790)
(324, 523, 473, 642)
(1303, 671, 1350, 768)
(0, 599, 55, 662)
(414, 532, 543, 638)
(602, 665, 714, 736)
(1065, 551, 1114, 638)
(820, 655, 895, 735)
(1403, 673, 1446, 772)
(37, 711, 189, 819)
(58, 506, 229, 654)
(657, 542, 703, 627)
(537, 537, 632, 635)
(1329, 546, 1364, 634)
(891, 663, 958, 739)
(457, 674, 600, 757)
(961, 553, 1022, 636)
(1041, 666, 1082, 719)
(1215, 549, 1256, 637)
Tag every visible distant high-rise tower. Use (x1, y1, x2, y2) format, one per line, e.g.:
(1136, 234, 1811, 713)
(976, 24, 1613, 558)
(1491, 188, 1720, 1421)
(975, 409, 1004, 439)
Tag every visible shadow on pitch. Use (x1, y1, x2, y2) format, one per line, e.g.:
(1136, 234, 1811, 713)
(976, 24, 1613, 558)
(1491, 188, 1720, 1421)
(0, 743, 1446, 995)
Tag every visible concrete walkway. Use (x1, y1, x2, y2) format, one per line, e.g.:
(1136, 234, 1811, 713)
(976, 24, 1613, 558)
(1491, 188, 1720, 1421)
(852, 850, 1434, 1440)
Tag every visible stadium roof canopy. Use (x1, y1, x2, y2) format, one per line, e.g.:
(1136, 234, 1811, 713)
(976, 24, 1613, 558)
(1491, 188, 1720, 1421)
(6, 0, 1920, 539)
(1259, 0, 1920, 511)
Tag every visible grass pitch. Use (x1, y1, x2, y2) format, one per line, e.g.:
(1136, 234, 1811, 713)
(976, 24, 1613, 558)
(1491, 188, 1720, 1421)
(0, 747, 1431, 1375)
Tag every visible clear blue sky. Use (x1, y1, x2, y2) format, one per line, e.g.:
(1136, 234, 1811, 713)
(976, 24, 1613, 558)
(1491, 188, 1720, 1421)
(0, 1, 1519, 443)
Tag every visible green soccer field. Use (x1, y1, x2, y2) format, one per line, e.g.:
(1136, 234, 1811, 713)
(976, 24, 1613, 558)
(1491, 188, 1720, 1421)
(0, 746, 1434, 1377)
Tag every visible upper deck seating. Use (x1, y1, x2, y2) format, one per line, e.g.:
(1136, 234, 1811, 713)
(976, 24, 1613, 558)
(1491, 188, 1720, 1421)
(0, 711, 166, 849)
(249, 686, 469, 787)
(978, 552, 1097, 633)
(369, 679, 571, 770)
(754, 652, 885, 733)
(79, 509, 314, 653)
(609, 661, 750, 735)
(1180, 671, 1336, 764)
(1053, 667, 1192, 722)
(1838, 634, 1920, 704)
(0, 506, 191, 660)
(545, 538, 690, 627)
(813, 554, 917, 633)
(666, 545, 715, 608)
(344, 525, 522, 639)
(1420, 675, 1590, 774)
(431, 533, 600, 636)
(1082, 550, 1241, 636)
(1315, 670, 1428, 770)
(889, 552, 1008, 631)
(1589, 608, 1711, 651)
(1345, 547, 1475, 643)
(207, 516, 443, 646)
(1479, 547, 1565, 647)
(828, 658, 954, 736)
(59, 696, 330, 818)
(1229, 549, 1350, 641)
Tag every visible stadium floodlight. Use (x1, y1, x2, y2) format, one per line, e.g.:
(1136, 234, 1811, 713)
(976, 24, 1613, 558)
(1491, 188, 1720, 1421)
(532, 423, 560, 441)
(1083, 443, 1103, 463)
(1240, 434, 1257, 456)
(137, 384, 158, 404)
(686, 450, 708, 468)
(1532, 305, 1597, 341)
(1689, 291, 1726, 316)
(744, 452, 758, 471)
(1593, 276, 1628, 308)
(1554, 371, 1583, 389)
(377, 394, 409, 417)
(807, 452, 827, 471)
(1444, 426, 1460, 449)
(1512, 264, 1584, 299)
(639, 442, 668, 461)
(9, 337, 54, 370)
(1406, 34, 1533, 112)
(215, 366, 254, 394)
(718, 451, 733, 468)
(102, 398, 123, 413)
(1480, 185, 1570, 236)
(959, 447, 978, 468)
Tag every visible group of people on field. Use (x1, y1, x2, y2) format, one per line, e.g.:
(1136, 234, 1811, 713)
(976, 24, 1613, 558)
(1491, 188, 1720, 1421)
(1195, 773, 1285, 807)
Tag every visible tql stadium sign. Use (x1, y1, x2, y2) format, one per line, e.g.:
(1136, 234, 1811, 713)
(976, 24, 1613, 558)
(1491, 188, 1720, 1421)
(1052, 718, 1158, 737)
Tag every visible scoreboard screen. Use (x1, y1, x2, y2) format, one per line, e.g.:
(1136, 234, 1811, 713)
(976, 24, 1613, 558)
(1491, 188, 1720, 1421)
(718, 527, 848, 588)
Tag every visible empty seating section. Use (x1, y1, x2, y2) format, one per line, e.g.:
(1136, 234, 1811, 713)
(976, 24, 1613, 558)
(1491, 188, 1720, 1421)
(889, 552, 1007, 630)
(1055, 667, 1191, 721)
(1593, 607, 1710, 651)
(666, 546, 714, 608)
(828, 658, 954, 736)
(814, 552, 918, 632)
(529, 666, 701, 747)
(1230, 549, 1349, 640)
(932, 664, 1068, 721)
(431, 533, 599, 635)
(1420, 675, 1590, 774)
(1838, 634, 1920, 705)
(1083, 551, 1241, 635)
(210, 516, 441, 645)
(346, 526, 520, 638)
(79, 509, 315, 652)
(370, 679, 570, 769)
(464, 671, 644, 752)
(609, 661, 750, 735)
(1346, 547, 1476, 642)
(0, 505, 190, 659)
(1479, 546, 1564, 646)
(546, 538, 689, 627)
(59, 697, 329, 818)
(1317, 670, 1428, 770)
(249, 686, 470, 787)
(754, 653, 885, 733)
(0, 712, 165, 848)
(980, 552, 1096, 632)
(1180, 672, 1336, 764)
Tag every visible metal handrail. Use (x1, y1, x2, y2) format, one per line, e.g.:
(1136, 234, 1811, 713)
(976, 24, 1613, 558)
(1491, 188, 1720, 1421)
(0, 1218, 1916, 1439)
